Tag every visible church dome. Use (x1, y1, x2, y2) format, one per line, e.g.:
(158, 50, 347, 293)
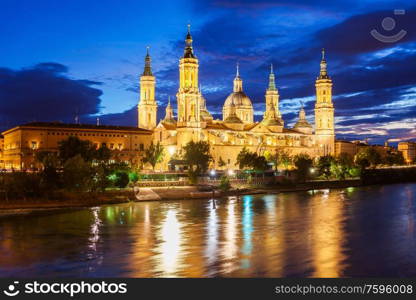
(223, 91, 253, 108)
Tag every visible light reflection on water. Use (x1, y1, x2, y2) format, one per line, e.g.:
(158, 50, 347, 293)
(0, 183, 415, 277)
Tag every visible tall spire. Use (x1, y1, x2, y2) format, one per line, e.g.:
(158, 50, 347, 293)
(318, 48, 329, 79)
(142, 46, 153, 76)
(164, 96, 175, 123)
(183, 24, 195, 58)
(233, 62, 243, 92)
(268, 63, 277, 91)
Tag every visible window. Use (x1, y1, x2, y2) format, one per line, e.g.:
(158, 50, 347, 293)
(139, 144, 144, 151)
(110, 143, 114, 149)
(31, 141, 37, 150)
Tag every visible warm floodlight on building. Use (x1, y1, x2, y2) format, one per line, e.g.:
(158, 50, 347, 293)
(228, 169, 235, 176)
(168, 146, 176, 156)
(310, 168, 315, 174)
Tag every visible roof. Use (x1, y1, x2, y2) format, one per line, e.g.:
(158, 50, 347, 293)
(223, 91, 253, 108)
(4, 122, 152, 134)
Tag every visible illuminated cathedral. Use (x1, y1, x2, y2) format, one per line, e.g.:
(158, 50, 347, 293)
(138, 26, 335, 170)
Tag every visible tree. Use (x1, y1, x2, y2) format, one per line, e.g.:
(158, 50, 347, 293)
(293, 153, 313, 182)
(236, 148, 269, 172)
(142, 142, 165, 170)
(279, 149, 292, 174)
(265, 150, 279, 171)
(316, 155, 335, 179)
(58, 136, 97, 163)
(218, 156, 226, 168)
(113, 171, 129, 188)
(236, 147, 255, 170)
(35, 151, 60, 191)
(331, 153, 353, 180)
(384, 151, 405, 165)
(62, 155, 93, 191)
(355, 147, 381, 169)
(183, 141, 212, 176)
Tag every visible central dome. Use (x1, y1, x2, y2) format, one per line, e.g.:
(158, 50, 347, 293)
(224, 91, 253, 107)
(222, 64, 254, 124)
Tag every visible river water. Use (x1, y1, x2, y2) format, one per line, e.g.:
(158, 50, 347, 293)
(0, 183, 415, 277)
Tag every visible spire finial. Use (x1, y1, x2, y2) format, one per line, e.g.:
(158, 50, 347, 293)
(168, 96, 171, 106)
(183, 23, 195, 58)
(318, 48, 329, 79)
(142, 46, 153, 76)
(146, 45, 150, 55)
(236, 62, 240, 77)
(321, 48, 325, 60)
(267, 63, 276, 91)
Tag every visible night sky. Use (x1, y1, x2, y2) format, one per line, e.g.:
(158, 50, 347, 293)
(0, 0, 415, 144)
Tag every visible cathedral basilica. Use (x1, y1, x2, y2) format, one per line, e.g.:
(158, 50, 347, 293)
(138, 26, 335, 170)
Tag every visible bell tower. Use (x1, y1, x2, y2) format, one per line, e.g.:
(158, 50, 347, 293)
(176, 25, 202, 147)
(263, 64, 283, 126)
(314, 49, 335, 155)
(138, 47, 158, 130)
(177, 25, 201, 128)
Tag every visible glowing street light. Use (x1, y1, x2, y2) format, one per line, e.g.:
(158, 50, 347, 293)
(209, 169, 216, 176)
(167, 145, 176, 156)
(228, 169, 235, 176)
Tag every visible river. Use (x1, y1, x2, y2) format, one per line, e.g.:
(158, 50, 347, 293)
(0, 183, 415, 277)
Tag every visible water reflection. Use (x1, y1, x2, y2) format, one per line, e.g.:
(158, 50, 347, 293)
(0, 183, 415, 277)
(156, 209, 183, 277)
(309, 190, 346, 277)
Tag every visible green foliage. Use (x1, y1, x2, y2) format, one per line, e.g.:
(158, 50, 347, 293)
(58, 136, 96, 163)
(219, 175, 231, 192)
(183, 141, 212, 176)
(128, 172, 139, 183)
(278, 149, 292, 173)
(330, 153, 353, 180)
(264, 151, 279, 171)
(348, 167, 361, 178)
(62, 155, 93, 191)
(0, 172, 42, 200)
(187, 169, 199, 185)
(236, 147, 269, 172)
(293, 153, 313, 182)
(355, 147, 382, 169)
(35, 151, 60, 190)
(142, 142, 165, 170)
(113, 171, 129, 188)
(316, 155, 335, 179)
(384, 151, 405, 165)
(91, 164, 111, 192)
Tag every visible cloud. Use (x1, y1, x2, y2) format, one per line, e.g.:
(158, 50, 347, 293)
(0, 63, 103, 130)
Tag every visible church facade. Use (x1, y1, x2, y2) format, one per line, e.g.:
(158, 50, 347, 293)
(138, 27, 335, 171)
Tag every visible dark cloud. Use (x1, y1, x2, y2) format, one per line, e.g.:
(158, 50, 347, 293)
(317, 9, 416, 55)
(0, 63, 103, 130)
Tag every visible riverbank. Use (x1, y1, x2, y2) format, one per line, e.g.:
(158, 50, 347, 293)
(0, 190, 134, 213)
(137, 178, 362, 200)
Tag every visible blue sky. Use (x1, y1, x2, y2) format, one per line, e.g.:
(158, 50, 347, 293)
(0, 0, 415, 144)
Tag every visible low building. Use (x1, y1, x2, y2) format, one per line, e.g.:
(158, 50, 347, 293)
(1, 122, 153, 170)
(335, 140, 357, 157)
(398, 142, 416, 164)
